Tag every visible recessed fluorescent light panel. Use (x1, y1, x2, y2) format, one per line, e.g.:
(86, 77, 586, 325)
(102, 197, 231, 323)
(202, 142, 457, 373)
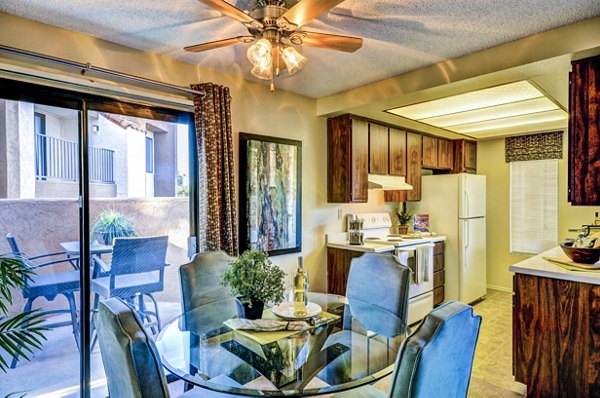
(386, 81, 568, 138)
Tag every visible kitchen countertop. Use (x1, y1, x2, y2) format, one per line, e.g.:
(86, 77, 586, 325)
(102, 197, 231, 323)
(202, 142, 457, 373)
(509, 246, 600, 285)
(326, 234, 446, 253)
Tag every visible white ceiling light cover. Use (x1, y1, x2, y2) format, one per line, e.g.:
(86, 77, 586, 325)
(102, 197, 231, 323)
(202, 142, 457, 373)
(386, 81, 568, 137)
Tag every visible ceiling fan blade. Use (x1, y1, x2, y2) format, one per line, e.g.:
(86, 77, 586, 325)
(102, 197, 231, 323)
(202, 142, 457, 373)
(184, 36, 255, 53)
(298, 31, 363, 52)
(196, 0, 263, 28)
(277, 0, 346, 29)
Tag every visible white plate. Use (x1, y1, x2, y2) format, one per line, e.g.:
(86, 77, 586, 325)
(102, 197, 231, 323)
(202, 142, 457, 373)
(272, 302, 322, 320)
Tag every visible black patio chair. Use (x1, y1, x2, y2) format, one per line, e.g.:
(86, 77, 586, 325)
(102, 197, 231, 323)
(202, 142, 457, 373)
(5, 233, 81, 368)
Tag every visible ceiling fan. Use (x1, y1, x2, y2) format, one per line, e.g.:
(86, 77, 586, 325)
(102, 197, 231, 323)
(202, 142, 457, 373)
(185, 0, 363, 91)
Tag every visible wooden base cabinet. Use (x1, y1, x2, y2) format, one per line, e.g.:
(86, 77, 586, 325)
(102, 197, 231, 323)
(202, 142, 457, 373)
(327, 247, 366, 296)
(513, 273, 600, 397)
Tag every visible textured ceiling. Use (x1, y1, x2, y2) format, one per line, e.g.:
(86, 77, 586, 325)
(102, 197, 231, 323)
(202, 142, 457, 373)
(1, 0, 599, 98)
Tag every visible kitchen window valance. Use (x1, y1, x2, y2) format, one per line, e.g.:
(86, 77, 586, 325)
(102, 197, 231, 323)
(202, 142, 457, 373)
(505, 131, 563, 162)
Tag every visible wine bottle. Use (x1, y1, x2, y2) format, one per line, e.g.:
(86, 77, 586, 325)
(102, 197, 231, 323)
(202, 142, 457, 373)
(293, 256, 309, 317)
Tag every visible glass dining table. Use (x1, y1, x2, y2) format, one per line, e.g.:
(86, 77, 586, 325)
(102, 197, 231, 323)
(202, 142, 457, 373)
(156, 292, 405, 396)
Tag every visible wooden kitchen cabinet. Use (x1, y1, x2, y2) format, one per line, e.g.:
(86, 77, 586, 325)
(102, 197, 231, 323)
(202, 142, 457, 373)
(422, 135, 438, 169)
(327, 247, 366, 295)
(422, 136, 454, 170)
(568, 55, 600, 205)
(513, 273, 600, 395)
(327, 115, 369, 203)
(385, 132, 422, 202)
(433, 241, 445, 306)
(369, 123, 389, 174)
(437, 138, 454, 169)
(388, 128, 406, 176)
(453, 139, 477, 173)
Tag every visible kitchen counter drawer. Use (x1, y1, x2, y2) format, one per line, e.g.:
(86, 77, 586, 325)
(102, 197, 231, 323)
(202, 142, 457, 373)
(433, 270, 445, 288)
(433, 241, 444, 255)
(433, 286, 444, 307)
(433, 253, 444, 272)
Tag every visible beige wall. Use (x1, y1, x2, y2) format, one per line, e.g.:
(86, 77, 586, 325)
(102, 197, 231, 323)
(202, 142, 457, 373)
(478, 134, 600, 291)
(0, 13, 401, 293)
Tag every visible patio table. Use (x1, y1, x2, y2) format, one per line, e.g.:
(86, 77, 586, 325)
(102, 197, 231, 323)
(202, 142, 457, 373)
(156, 292, 403, 396)
(60, 241, 113, 274)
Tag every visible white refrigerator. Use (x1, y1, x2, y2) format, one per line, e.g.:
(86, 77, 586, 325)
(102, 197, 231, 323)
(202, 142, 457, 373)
(410, 174, 487, 304)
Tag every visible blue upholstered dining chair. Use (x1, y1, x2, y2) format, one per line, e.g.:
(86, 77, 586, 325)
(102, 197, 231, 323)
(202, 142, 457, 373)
(318, 253, 411, 385)
(6, 233, 80, 368)
(332, 301, 482, 398)
(95, 297, 244, 398)
(91, 235, 168, 338)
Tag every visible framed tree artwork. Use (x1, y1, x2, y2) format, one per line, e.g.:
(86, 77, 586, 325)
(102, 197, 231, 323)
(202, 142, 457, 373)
(239, 133, 302, 256)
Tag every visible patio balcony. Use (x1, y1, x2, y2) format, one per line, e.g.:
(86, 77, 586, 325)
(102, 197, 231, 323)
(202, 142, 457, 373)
(35, 133, 115, 183)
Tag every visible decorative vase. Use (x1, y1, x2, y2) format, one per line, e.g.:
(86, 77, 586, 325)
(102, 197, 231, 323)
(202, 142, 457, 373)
(398, 225, 409, 235)
(235, 297, 264, 320)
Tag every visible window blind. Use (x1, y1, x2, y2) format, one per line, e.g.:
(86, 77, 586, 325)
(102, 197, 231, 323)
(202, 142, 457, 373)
(510, 159, 558, 254)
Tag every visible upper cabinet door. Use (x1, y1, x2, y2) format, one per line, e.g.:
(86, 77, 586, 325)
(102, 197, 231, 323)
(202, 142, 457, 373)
(389, 128, 406, 176)
(369, 123, 389, 175)
(569, 55, 600, 205)
(405, 132, 422, 201)
(464, 141, 477, 170)
(351, 119, 369, 202)
(437, 138, 454, 170)
(422, 135, 438, 169)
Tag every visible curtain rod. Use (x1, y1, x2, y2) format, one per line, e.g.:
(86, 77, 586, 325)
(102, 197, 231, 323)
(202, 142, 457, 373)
(0, 44, 205, 98)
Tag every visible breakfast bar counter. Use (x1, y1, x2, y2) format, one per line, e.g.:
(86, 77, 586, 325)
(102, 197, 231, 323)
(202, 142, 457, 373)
(510, 247, 600, 397)
(508, 246, 600, 285)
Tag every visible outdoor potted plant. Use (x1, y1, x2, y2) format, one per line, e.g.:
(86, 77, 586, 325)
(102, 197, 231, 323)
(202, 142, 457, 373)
(221, 249, 286, 320)
(91, 209, 136, 245)
(0, 255, 48, 372)
(397, 210, 413, 235)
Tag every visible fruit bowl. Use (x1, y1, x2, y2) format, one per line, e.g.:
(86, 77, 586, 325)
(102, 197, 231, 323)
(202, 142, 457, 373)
(560, 241, 600, 264)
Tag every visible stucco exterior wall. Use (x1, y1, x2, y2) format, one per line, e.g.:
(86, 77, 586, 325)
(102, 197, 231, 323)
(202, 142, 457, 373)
(0, 197, 189, 313)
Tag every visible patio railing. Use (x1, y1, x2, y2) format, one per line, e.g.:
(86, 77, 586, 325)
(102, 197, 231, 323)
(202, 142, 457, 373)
(35, 133, 115, 183)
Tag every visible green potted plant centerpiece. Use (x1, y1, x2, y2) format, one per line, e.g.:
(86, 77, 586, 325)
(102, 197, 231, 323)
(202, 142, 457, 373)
(397, 210, 413, 235)
(221, 249, 286, 320)
(91, 209, 136, 245)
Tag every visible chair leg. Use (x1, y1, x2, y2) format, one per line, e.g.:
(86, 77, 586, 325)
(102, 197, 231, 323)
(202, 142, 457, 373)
(11, 298, 35, 369)
(138, 295, 156, 335)
(64, 292, 80, 351)
(90, 293, 100, 352)
(146, 293, 161, 332)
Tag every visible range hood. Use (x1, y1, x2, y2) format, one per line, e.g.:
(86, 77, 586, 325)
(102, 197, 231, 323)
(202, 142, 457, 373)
(368, 174, 413, 190)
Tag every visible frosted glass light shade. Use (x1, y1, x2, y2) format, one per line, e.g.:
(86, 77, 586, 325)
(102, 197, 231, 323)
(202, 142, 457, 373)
(281, 46, 307, 75)
(251, 63, 273, 80)
(247, 39, 272, 66)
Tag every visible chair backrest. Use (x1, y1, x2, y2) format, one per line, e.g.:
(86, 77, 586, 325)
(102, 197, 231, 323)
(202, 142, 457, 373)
(179, 251, 238, 333)
(388, 301, 482, 398)
(345, 253, 411, 337)
(110, 236, 168, 276)
(179, 250, 234, 313)
(6, 233, 22, 256)
(96, 297, 170, 398)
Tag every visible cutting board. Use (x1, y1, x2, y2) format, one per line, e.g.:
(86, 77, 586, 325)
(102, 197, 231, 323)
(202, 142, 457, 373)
(543, 257, 600, 272)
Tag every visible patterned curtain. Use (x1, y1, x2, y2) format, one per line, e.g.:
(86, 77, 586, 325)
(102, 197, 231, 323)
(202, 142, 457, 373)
(505, 131, 563, 162)
(191, 83, 238, 256)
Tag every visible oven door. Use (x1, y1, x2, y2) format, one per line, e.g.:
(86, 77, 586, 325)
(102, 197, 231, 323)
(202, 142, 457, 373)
(396, 243, 434, 298)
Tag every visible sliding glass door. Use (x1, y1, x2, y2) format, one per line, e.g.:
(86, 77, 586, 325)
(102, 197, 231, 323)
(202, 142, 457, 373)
(0, 79, 196, 397)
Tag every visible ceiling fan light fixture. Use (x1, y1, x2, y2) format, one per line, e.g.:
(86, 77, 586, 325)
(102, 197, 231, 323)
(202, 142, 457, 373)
(251, 62, 273, 80)
(281, 46, 307, 75)
(247, 38, 272, 66)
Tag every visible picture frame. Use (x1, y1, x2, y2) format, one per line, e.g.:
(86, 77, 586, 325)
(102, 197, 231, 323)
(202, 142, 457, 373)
(238, 133, 302, 256)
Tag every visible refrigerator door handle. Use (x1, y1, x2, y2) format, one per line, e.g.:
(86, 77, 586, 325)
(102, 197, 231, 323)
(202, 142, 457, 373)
(464, 220, 469, 268)
(464, 189, 470, 218)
